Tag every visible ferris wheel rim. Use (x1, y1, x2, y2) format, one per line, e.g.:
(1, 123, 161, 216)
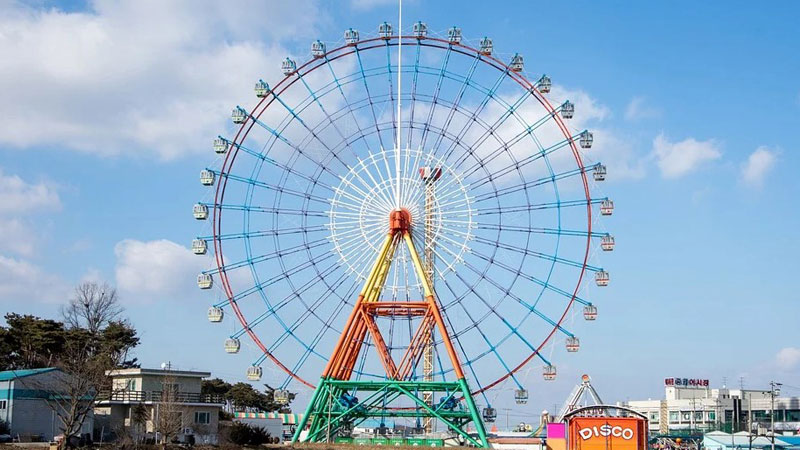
(209, 33, 594, 393)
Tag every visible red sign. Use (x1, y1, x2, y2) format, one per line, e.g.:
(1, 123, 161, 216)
(568, 417, 647, 450)
(664, 378, 709, 387)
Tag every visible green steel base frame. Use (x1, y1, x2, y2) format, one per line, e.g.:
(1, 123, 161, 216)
(292, 378, 489, 447)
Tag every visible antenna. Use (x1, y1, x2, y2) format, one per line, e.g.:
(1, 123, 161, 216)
(395, 0, 403, 208)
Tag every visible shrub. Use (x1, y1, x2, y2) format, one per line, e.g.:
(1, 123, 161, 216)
(228, 421, 271, 446)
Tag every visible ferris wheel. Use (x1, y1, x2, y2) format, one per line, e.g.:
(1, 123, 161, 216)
(193, 20, 612, 446)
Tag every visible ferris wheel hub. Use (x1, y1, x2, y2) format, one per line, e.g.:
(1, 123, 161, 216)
(389, 208, 412, 232)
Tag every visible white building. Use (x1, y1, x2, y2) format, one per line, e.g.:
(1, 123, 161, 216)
(621, 378, 800, 435)
(94, 368, 224, 445)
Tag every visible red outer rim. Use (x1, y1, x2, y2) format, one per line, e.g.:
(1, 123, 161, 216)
(211, 35, 591, 393)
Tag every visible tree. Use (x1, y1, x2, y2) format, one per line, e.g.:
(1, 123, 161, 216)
(26, 281, 139, 449)
(62, 282, 122, 335)
(0, 313, 65, 370)
(201, 379, 295, 412)
(154, 371, 184, 448)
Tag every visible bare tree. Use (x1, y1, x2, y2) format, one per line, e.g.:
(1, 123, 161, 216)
(62, 282, 123, 335)
(31, 281, 138, 449)
(155, 370, 185, 448)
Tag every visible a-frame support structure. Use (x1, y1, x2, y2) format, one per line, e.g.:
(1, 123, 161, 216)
(292, 209, 489, 447)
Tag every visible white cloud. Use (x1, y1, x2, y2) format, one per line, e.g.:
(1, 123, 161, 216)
(0, 255, 71, 304)
(652, 133, 722, 178)
(0, 168, 61, 215)
(114, 239, 208, 300)
(624, 96, 660, 121)
(740, 146, 778, 187)
(775, 347, 800, 370)
(0, 0, 324, 160)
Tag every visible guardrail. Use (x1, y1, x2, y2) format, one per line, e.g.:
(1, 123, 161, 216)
(97, 390, 224, 404)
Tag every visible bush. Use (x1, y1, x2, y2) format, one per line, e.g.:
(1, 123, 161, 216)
(228, 421, 271, 446)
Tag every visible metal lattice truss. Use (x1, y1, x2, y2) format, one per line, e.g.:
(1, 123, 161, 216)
(194, 24, 612, 412)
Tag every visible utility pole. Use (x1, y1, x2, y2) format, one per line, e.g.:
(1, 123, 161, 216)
(770, 381, 782, 450)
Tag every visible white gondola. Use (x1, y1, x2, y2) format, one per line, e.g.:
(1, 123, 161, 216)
(561, 100, 574, 119)
(197, 273, 212, 289)
(200, 169, 215, 186)
(482, 407, 497, 422)
(311, 40, 326, 58)
(213, 136, 229, 154)
(509, 53, 524, 72)
(600, 199, 614, 216)
(378, 22, 392, 39)
(281, 58, 296, 76)
(514, 389, 528, 405)
(447, 26, 462, 44)
(246, 366, 262, 381)
(274, 389, 291, 405)
(543, 364, 557, 381)
(479, 37, 493, 55)
(593, 164, 607, 181)
(192, 238, 208, 255)
(583, 304, 598, 321)
(224, 338, 240, 354)
(566, 336, 580, 352)
(344, 28, 359, 45)
(413, 21, 427, 39)
(579, 130, 593, 149)
(232, 106, 247, 124)
(601, 235, 615, 251)
(537, 74, 552, 93)
(254, 79, 270, 98)
(207, 306, 224, 322)
(193, 203, 208, 220)
(595, 270, 609, 287)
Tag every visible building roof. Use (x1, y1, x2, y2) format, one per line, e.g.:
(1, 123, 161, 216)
(106, 368, 211, 378)
(704, 431, 793, 448)
(0, 368, 57, 381)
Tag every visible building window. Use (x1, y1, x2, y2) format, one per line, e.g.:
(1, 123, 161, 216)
(669, 411, 679, 423)
(650, 412, 659, 422)
(682, 412, 691, 422)
(0, 400, 6, 410)
(694, 411, 703, 422)
(786, 410, 800, 422)
(195, 411, 211, 425)
(708, 411, 716, 421)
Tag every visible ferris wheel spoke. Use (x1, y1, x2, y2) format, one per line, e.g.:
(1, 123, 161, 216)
(210, 171, 329, 204)
(451, 90, 533, 171)
(206, 238, 328, 275)
(227, 252, 337, 304)
(207, 202, 328, 217)
(294, 73, 398, 209)
(471, 235, 603, 272)
(284, 275, 362, 387)
(475, 197, 607, 215)
(470, 222, 604, 239)
(463, 248, 592, 309)
(438, 66, 510, 165)
(262, 89, 357, 178)
(204, 224, 328, 242)
(354, 47, 390, 151)
(404, 39, 423, 149)
(218, 141, 339, 194)
(472, 164, 599, 203)
(418, 44, 453, 151)
(429, 55, 481, 153)
(235, 260, 345, 340)
(267, 269, 355, 354)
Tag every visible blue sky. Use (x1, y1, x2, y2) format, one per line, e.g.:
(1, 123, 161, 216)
(1, 0, 799, 419)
